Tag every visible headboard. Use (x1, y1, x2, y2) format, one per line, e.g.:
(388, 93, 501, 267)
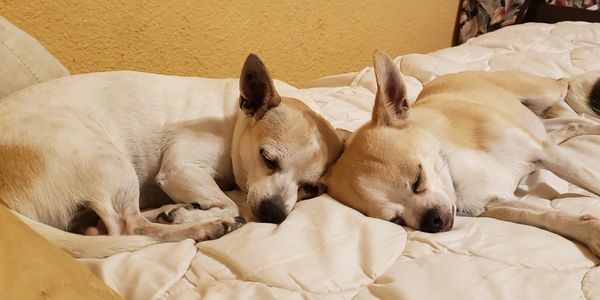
(453, 0, 600, 46)
(519, 0, 600, 23)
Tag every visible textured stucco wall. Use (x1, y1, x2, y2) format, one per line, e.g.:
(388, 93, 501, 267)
(0, 1, 458, 86)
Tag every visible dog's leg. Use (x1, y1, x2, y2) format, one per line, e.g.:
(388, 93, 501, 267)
(519, 86, 568, 118)
(485, 71, 596, 118)
(141, 203, 199, 223)
(141, 203, 225, 225)
(88, 155, 245, 243)
(155, 169, 240, 224)
(547, 122, 600, 144)
(88, 201, 242, 242)
(490, 72, 569, 117)
(155, 143, 240, 224)
(118, 198, 244, 243)
(88, 200, 123, 235)
(131, 214, 245, 242)
(539, 142, 600, 196)
(480, 200, 600, 256)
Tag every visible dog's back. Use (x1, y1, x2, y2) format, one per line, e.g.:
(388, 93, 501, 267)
(412, 71, 567, 150)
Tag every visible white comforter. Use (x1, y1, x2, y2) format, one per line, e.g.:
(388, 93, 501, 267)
(79, 22, 600, 299)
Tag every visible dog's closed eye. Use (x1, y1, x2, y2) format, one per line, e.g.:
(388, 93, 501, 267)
(411, 164, 426, 194)
(260, 148, 279, 171)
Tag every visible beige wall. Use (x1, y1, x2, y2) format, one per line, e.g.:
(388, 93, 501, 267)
(0, 1, 458, 87)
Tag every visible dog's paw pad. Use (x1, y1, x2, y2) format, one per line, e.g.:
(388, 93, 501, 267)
(157, 211, 174, 224)
(223, 217, 245, 233)
(214, 217, 246, 236)
(222, 222, 233, 234)
(196, 218, 247, 241)
(183, 203, 203, 210)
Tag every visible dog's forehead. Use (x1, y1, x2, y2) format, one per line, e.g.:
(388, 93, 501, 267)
(350, 125, 421, 171)
(257, 97, 343, 164)
(257, 100, 314, 143)
(327, 125, 423, 198)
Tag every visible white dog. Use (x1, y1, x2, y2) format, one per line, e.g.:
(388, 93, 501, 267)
(326, 51, 600, 256)
(0, 54, 345, 257)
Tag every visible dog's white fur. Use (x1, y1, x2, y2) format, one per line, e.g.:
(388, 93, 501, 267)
(326, 51, 600, 256)
(0, 54, 344, 258)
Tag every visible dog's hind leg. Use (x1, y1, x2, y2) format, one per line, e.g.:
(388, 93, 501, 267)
(516, 78, 569, 118)
(480, 201, 600, 257)
(539, 142, 600, 196)
(483, 71, 570, 117)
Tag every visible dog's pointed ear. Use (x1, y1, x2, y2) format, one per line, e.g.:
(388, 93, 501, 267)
(239, 54, 282, 119)
(371, 50, 408, 126)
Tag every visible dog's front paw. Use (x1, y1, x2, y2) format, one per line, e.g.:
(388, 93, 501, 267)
(203, 216, 247, 241)
(157, 204, 206, 224)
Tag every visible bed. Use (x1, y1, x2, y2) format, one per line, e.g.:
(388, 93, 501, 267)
(2, 4, 600, 300)
(68, 20, 600, 299)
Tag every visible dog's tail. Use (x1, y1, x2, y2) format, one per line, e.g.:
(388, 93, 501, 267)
(14, 211, 159, 258)
(563, 70, 600, 118)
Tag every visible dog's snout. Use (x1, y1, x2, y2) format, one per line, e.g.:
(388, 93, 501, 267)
(256, 199, 286, 224)
(420, 208, 446, 233)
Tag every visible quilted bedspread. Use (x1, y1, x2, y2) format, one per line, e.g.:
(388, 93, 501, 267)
(78, 22, 600, 299)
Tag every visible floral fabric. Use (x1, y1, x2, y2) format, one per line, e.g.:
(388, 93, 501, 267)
(457, 0, 599, 45)
(547, 0, 599, 10)
(458, 0, 527, 44)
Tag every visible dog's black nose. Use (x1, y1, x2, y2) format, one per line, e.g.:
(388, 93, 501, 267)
(420, 208, 445, 233)
(257, 200, 286, 224)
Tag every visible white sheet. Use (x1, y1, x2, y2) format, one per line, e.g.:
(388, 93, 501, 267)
(80, 21, 600, 299)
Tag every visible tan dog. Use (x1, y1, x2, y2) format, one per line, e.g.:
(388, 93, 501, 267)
(0, 54, 344, 258)
(326, 51, 600, 255)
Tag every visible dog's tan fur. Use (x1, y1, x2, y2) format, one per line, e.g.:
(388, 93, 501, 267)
(0, 145, 44, 206)
(327, 51, 600, 256)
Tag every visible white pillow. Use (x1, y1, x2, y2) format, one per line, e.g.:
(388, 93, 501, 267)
(0, 16, 69, 98)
